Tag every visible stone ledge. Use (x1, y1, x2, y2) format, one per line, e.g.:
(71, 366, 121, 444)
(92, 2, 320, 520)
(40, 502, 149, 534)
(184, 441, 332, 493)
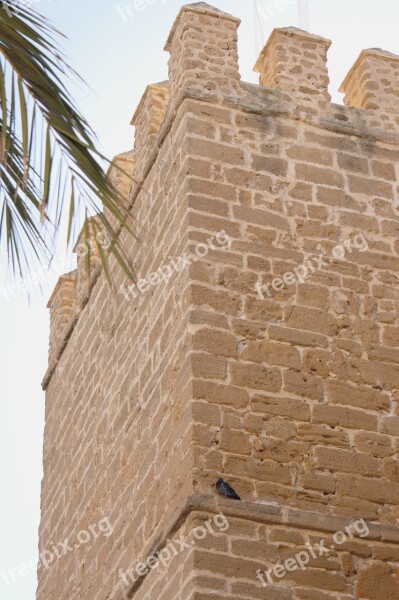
(121, 494, 399, 599)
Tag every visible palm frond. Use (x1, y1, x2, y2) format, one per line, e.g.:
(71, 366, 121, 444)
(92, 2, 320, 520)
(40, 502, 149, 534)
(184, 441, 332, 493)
(0, 1, 135, 281)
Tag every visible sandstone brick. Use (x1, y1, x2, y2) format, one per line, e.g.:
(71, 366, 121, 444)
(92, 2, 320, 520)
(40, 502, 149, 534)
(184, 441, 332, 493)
(297, 423, 350, 448)
(217, 267, 257, 293)
(287, 145, 334, 166)
(268, 325, 329, 348)
(252, 154, 289, 176)
(304, 130, 358, 152)
(338, 473, 399, 504)
(285, 305, 337, 337)
(313, 405, 378, 431)
(268, 528, 306, 544)
(193, 380, 249, 409)
(339, 211, 379, 232)
(316, 186, 367, 212)
(191, 284, 240, 316)
(382, 458, 399, 483)
(190, 138, 246, 166)
(234, 205, 290, 231)
(303, 349, 332, 377)
(289, 181, 313, 201)
(278, 567, 349, 592)
(296, 219, 341, 239)
(257, 438, 311, 464)
(383, 326, 399, 347)
(183, 156, 213, 179)
(190, 309, 229, 329)
(372, 160, 397, 180)
(188, 194, 229, 217)
(186, 116, 216, 139)
(188, 211, 240, 237)
(381, 416, 399, 436)
(247, 255, 272, 272)
(230, 536, 279, 561)
(337, 153, 369, 173)
(381, 219, 399, 237)
(235, 112, 273, 133)
(356, 562, 399, 600)
(296, 164, 344, 188)
(224, 454, 292, 484)
(251, 395, 311, 421)
(284, 370, 324, 401)
(353, 356, 399, 390)
(189, 260, 214, 284)
(353, 251, 399, 272)
(192, 329, 237, 358)
(301, 471, 336, 494)
(241, 340, 301, 370)
(193, 550, 257, 581)
(244, 297, 283, 322)
(372, 545, 399, 561)
(230, 363, 282, 392)
(218, 429, 251, 455)
(231, 317, 267, 340)
(314, 447, 380, 476)
(307, 205, 329, 220)
(263, 418, 297, 440)
(354, 432, 394, 458)
(325, 379, 390, 411)
(274, 121, 299, 140)
(230, 580, 292, 600)
(189, 178, 238, 201)
(224, 166, 273, 190)
(297, 283, 330, 310)
(192, 401, 222, 427)
(191, 353, 227, 380)
(348, 174, 393, 198)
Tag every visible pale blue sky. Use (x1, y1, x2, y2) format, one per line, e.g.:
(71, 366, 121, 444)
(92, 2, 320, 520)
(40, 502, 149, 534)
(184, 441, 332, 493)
(1, 1, 398, 598)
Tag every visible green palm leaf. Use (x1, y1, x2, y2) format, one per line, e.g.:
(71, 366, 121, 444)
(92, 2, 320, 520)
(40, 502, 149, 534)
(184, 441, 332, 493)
(0, 0, 134, 281)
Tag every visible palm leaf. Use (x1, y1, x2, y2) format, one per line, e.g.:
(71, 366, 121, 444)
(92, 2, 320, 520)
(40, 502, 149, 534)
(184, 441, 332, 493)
(0, 1, 135, 282)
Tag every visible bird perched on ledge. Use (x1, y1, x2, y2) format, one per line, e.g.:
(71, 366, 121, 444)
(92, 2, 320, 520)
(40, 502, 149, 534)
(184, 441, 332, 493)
(216, 478, 241, 500)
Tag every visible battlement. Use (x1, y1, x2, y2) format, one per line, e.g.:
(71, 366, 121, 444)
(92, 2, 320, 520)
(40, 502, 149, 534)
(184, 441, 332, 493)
(45, 6, 399, 374)
(254, 27, 332, 112)
(39, 5, 399, 600)
(340, 47, 399, 131)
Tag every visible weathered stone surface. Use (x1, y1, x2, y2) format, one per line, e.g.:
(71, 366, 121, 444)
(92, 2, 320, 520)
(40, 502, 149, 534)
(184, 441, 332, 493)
(39, 7, 399, 600)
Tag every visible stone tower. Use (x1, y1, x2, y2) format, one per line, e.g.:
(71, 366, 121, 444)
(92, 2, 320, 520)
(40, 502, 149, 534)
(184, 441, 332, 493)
(38, 3, 399, 599)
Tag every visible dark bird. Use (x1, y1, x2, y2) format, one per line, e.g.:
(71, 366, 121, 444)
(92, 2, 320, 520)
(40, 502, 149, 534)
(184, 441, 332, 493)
(216, 478, 241, 500)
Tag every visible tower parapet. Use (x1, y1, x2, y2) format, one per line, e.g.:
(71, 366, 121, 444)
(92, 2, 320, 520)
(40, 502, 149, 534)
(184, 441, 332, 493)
(340, 48, 399, 132)
(254, 27, 331, 113)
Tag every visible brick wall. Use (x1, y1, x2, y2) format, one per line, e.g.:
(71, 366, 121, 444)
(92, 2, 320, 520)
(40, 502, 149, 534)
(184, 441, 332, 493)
(38, 3, 399, 599)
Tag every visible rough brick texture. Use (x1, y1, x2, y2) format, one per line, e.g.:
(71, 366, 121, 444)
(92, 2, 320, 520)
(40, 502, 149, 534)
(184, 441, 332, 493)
(38, 3, 399, 600)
